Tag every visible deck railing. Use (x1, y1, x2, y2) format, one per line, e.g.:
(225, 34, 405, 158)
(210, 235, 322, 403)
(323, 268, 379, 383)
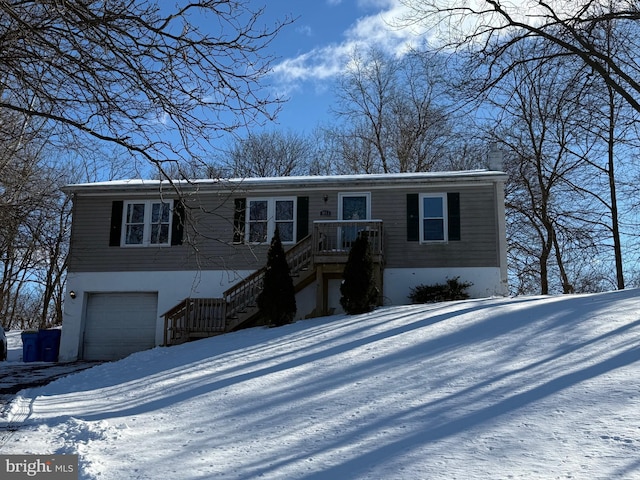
(313, 220, 383, 258)
(163, 297, 227, 345)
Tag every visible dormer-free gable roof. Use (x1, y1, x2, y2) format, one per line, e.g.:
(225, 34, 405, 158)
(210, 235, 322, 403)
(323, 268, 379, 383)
(62, 170, 507, 195)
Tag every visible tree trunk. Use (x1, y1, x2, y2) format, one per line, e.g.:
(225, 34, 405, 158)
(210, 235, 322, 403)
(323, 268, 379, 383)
(607, 84, 625, 290)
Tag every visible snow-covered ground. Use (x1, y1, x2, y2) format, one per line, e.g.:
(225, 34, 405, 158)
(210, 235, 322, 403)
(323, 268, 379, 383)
(1, 290, 640, 479)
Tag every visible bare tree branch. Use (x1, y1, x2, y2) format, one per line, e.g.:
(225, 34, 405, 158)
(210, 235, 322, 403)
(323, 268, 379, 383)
(401, 1, 640, 114)
(0, 0, 292, 169)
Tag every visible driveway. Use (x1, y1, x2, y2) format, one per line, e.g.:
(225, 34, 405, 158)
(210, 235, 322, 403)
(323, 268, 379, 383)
(0, 361, 100, 395)
(0, 361, 100, 420)
(0, 331, 102, 445)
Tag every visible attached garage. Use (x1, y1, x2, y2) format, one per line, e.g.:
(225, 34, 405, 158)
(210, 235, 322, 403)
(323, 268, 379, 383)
(82, 292, 158, 361)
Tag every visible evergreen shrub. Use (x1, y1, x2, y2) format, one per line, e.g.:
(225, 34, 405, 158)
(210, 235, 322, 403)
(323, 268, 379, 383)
(408, 277, 473, 303)
(257, 228, 296, 326)
(340, 233, 378, 314)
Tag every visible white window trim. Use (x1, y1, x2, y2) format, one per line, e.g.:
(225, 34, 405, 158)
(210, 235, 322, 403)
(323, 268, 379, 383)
(419, 193, 448, 243)
(121, 199, 173, 247)
(245, 197, 297, 245)
(338, 192, 371, 220)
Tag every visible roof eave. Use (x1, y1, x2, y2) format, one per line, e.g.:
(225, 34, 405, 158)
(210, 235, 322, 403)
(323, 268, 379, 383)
(62, 170, 508, 195)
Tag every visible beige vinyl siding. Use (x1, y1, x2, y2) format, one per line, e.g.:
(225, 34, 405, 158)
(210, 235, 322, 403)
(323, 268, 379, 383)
(67, 182, 501, 273)
(68, 190, 313, 272)
(69, 196, 189, 272)
(375, 185, 500, 269)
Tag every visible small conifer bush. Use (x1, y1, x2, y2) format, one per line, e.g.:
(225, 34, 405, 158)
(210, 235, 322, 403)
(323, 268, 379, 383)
(340, 233, 378, 314)
(257, 228, 296, 326)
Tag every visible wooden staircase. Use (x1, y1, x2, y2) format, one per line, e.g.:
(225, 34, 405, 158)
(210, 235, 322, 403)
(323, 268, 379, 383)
(163, 220, 384, 346)
(163, 235, 315, 345)
(224, 234, 316, 331)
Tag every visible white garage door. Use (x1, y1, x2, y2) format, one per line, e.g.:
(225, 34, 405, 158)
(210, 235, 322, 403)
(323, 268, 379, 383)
(83, 292, 158, 361)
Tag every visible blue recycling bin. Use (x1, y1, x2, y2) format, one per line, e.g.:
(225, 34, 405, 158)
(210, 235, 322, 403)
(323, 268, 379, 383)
(39, 329, 62, 362)
(21, 331, 41, 362)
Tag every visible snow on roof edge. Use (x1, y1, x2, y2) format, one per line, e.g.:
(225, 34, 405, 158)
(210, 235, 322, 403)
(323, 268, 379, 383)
(62, 169, 507, 192)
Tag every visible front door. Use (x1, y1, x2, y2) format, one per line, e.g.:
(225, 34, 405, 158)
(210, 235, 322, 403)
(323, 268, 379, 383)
(338, 192, 370, 248)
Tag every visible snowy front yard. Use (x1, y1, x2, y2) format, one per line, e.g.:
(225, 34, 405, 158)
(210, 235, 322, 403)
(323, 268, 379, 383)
(1, 290, 639, 479)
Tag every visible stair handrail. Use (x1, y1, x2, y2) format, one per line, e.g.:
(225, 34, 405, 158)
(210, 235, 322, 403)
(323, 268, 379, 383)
(284, 234, 314, 276)
(223, 234, 314, 322)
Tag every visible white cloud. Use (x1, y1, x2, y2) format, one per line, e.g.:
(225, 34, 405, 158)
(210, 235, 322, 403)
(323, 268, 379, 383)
(344, 3, 423, 56)
(399, 0, 569, 46)
(270, 0, 550, 93)
(295, 24, 313, 37)
(271, 42, 355, 88)
(270, 0, 419, 89)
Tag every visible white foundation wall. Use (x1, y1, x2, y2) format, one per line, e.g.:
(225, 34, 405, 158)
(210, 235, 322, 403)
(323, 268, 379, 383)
(61, 266, 508, 361)
(327, 280, 345, 315)
(294, 283, 318, 320)
(60, 270, 253, 362)
(383, 267, 508, 306)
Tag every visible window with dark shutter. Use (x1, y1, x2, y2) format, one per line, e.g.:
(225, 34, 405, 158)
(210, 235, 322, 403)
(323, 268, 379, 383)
(296, 196, 309, 240)
(406, 194, 419, 242)
(109, 201, 123, 246)
(447, 192, 461, 241)
(111, 199, 180, 247)
(410, 192, 461, 243)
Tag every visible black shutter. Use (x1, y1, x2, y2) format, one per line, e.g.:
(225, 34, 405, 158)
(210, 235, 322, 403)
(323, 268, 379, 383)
(296, 196, 309, 241)
(233, 198, 246, 243)
(447, 192, 461, 241)
(109, 201, 123, 246)
(406, 194, 419, 242)
(171, 201, 185, 246)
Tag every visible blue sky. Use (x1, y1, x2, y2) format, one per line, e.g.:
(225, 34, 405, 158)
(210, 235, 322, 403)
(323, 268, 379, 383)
(250, 0, 423, 134)
(253, 0, 548, 137)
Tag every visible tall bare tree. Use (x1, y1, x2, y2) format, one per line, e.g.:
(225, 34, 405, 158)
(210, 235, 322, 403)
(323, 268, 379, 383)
(402, 0, 640, 291)
(0, 0, 291, 174)
(559, 12, 640, 290)
(489, 40, 600, 294)
(0, 104, 47, 328)
(330, 47, 457, 173)
(401, 1, 640, 115)
(1, 100, 138, 329)
(223, 130, 313, 177)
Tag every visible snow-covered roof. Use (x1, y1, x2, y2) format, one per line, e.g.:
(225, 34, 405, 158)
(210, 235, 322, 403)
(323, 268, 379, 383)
(63, 170, 507, 194)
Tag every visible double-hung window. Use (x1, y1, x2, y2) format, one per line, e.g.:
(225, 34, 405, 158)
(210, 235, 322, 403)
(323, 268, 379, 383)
(122, 200, 173, 246)
(420, 193, 447, 242)
(247, 197, 296, 244)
